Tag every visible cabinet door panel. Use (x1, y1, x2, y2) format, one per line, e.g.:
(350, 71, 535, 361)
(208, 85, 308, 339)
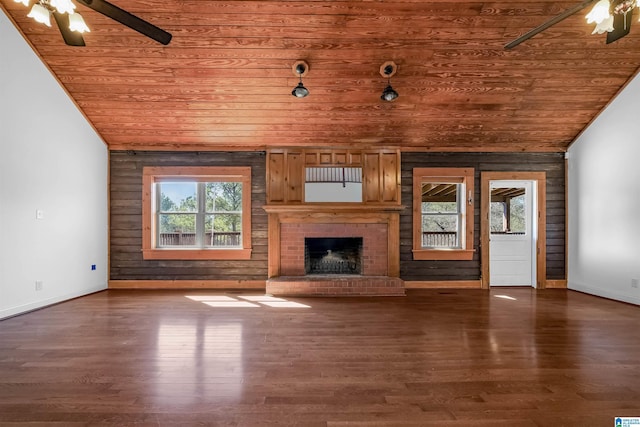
(363, 153, 380, 202)
(268, 152, 285, 203)
(381, 152, 399, 202)
(334, 152, 347, 164)
(286, 152, 304, 203)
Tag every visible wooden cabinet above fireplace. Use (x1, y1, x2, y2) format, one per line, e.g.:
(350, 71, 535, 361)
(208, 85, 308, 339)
(266, 148, 401, 205)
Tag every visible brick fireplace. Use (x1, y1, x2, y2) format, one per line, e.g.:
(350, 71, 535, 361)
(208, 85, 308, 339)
(263, 205, 405, 296)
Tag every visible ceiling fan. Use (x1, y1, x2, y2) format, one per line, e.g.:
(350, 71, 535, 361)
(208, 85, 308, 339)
(505, 0, 638, 49)
(15, 0, 172, 46)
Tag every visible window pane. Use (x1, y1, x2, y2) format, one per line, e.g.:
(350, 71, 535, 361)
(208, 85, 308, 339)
(158, 214, 196, 246)
(421, 214, 459, 247)
(205, 214, 242, 247)
(206, 182, 243, 212)
(421, 183, 460, 213)
(159, 183, 197, 213)
(205, 182, 221, 212)
(490, 187, 526, 234)
(509, 195, 526, 233)
(422, 201, 458, 213)
(305, 168, 363, 202)
(491, 202, 506, 232)
(420, 182, 461, 248)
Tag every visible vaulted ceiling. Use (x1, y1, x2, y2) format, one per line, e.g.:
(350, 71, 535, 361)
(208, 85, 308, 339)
(2, 0, 640, 152)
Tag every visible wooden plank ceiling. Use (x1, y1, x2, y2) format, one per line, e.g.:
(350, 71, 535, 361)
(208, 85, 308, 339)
(2, 0, 640, 152)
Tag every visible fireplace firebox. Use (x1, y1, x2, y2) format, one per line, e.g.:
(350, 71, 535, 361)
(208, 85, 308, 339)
(305, 237, 362, 275)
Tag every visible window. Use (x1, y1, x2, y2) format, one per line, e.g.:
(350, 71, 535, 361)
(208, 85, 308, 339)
(142, 167, 251, 260)
(490, 187, 526, 234)
(412, 168, 475, 260)
(304, 167, 363, 202)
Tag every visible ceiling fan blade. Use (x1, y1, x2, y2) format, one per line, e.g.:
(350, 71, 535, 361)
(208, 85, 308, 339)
(52, 11, 86, 46)
(504, 0, 597, 49)
(75, 0, 172, 45)
(606, 11, 632, 43)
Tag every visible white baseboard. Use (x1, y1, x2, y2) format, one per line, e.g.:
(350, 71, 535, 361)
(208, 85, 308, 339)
(0, 285, 107, 320)
(568, 282, 640, 306)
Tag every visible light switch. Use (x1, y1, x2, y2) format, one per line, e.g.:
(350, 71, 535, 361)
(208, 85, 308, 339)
(36, 209, 44, 220)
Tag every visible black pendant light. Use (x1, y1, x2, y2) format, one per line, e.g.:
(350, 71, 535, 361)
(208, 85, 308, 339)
(291, 60, 309, 98)
(380, 61, 399, 102)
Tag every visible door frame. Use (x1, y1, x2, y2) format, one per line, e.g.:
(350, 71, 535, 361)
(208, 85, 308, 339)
(480, 171, 546, 289)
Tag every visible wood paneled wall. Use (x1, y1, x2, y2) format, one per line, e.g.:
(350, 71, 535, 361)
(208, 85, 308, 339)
(109, 151, 564, 284)
(400, 152, 565, 282)
(109, 151, 267, 281)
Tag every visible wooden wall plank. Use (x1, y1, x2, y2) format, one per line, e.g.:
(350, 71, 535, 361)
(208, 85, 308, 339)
(109, 151, 268, 282)
(109, 280, 265, 289)
(400, 152, 565, 282)
(5, 0, 640, 154)
(110, 151, 564, 285)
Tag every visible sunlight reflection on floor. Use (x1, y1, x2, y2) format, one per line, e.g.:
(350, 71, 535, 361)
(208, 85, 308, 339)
(185, 294, 311, 308)
(494, 294, 517, 301)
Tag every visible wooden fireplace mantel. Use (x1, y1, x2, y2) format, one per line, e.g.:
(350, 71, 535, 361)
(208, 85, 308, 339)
(263, 203, 405, 215)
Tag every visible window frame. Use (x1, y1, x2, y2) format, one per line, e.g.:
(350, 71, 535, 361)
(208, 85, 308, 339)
(142, 166, 252, 260)
(412, 167, 475, 260)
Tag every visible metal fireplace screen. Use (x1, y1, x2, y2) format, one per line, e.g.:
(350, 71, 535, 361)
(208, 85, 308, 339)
(304, 237, 363, 275)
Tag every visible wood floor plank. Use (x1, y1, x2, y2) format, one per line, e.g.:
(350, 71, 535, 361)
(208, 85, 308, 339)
(0, 289, 639, 425)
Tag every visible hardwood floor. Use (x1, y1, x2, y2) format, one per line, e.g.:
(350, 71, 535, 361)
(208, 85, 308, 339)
(1, 289, 639, 426)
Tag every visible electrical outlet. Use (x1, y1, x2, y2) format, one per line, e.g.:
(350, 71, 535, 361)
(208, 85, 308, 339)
(35, 280, 43, 291)
(632, 279, 639, 289)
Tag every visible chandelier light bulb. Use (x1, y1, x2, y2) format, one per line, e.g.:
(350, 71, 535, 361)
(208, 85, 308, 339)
(586, 0, 611, 24)
(13, 0, 30, 7)
(50, 0, 76, 14)
(591, 14, 614, 33)
(27, 3, 52, 27)
(69, 12, 90, 33)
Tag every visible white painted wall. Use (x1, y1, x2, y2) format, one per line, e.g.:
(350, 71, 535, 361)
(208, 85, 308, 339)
(567, 74, 640, 305)
(0, 10, 108, 319)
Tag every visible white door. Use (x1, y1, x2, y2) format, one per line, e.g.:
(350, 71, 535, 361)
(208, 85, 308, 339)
(489, 180, 536, 287)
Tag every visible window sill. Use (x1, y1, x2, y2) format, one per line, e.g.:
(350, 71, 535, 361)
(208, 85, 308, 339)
(142, 248, 252, 260)
(412, 249, 475, 261)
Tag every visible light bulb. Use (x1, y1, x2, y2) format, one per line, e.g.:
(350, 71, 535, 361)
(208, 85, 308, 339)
(586, 0, 611, 24)
(591, 14, 614, 33)
(69, 12, 90, 33)
(27, 3, 51, 27)
(50, 0, 75, 14)
(291, 82, 309, 98)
